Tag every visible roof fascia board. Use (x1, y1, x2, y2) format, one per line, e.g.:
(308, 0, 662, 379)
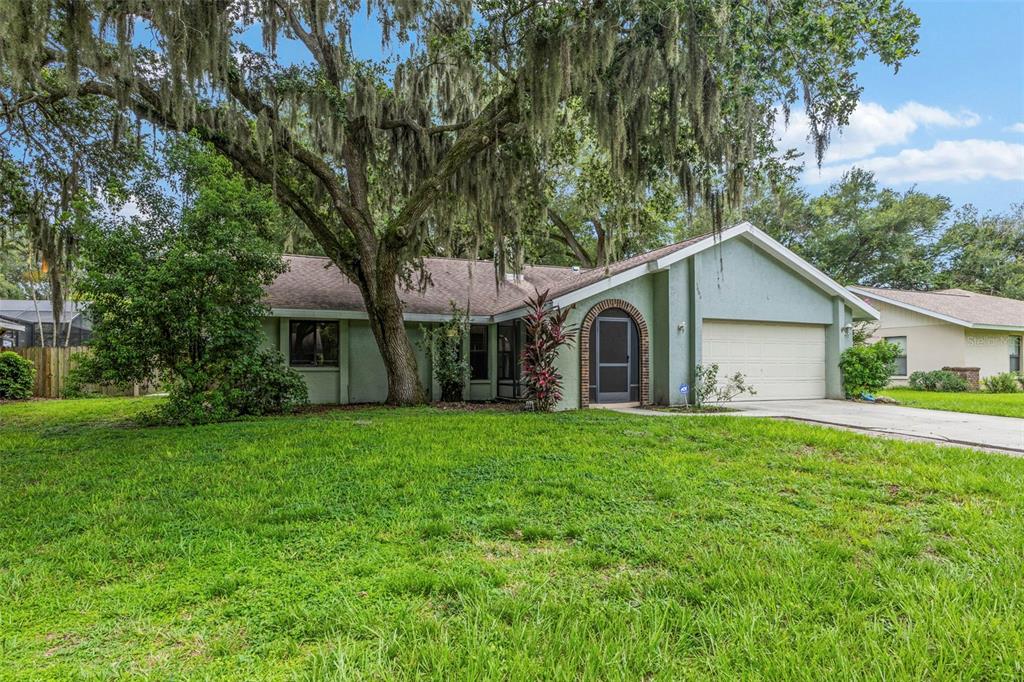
(269, 307, 492, 324)
(651, 222, 749, 270)
(547, 262, 660, 311)
(493, 308, 527, 323)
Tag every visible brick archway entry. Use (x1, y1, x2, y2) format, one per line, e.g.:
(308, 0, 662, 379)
(579, 299, 649, 408)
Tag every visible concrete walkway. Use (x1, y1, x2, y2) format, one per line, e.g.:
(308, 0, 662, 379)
(617, 399, 1024, 455)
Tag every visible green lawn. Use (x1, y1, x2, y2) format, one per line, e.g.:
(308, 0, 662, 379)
(881, 387, 1024, 418)
(2, 398, 1023, 679)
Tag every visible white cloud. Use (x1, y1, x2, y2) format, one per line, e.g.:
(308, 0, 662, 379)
(776, 101, 981, 163)
(116, 197, 145, 219)
(1006, 122, 1024, 133)
(806, 139, 1024, 185)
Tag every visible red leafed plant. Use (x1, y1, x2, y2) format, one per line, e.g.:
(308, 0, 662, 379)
(520, 289, 577, 411)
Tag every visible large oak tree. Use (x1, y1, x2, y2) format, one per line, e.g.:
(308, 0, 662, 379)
(0, 0, 918, 403)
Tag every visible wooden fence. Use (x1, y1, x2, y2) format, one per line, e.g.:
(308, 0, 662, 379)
(8, 346, 156, 399)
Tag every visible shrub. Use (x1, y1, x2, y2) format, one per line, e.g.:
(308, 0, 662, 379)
(520, 289, 576, 411)
(908, 369, 969, 392)
(0, 351, 35, 400)
(150, 351, 307, 425)
(75, 137, 290, 425)
(151, 385, 234, 426)
(980, 372, 1021, 394)
(419, 303, 470, 402)
(839, 340, 901, 397)
(693, 364, 757, 406)
(221, 350, 308, 416)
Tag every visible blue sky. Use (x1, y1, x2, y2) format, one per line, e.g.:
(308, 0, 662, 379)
(779, 0, 1024, 212)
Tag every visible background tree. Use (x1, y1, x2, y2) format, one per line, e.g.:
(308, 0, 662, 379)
(0, 1, 919, 403)
(75, 138, 305, 423)
(0, 228, 29, 299)
(685, 168, 951, 290)
(0, 87, 146, 345)
(936, 204, 1024, 299)
(540, 102, 681, 267)
(787, 169, 950, 288)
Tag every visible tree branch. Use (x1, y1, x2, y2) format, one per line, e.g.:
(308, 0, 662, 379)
(387, 90, 519, 246)
(378, 119, 473, 135)
(71, 79, 356, 274)
(547, 207, 595, 268)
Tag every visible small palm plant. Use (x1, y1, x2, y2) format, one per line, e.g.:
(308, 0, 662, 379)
(520, 289, 577, 411)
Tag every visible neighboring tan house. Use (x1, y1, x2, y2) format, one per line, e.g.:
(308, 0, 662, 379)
(261, 222, 878, 409)
(849, 286, 1024, 386)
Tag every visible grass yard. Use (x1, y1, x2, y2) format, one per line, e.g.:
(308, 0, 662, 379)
(881, 387, 1024, 419)
(2, 398, 1023, 679)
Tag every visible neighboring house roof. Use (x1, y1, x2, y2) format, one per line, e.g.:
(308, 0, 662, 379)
(850, 286, 1024, 332)
(0, 315, 26, 333)
(266, 222, 878, 322)
(0, 299, 89, 327)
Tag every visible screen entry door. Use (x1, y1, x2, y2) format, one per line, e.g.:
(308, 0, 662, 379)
(596, 316, 632, 403)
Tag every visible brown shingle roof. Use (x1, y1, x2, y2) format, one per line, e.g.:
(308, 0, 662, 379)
(853, 286, 1024, 329)
(265, 233, 712, 317)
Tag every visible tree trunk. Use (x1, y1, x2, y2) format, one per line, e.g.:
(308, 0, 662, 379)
(364, 279, 427, 405)
(48, 267, 63, 348)
(30, 287, 45, 348)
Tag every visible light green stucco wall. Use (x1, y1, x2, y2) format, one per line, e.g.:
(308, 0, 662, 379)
(697, 238, 833, 324)
(347, 321, 431, 404)
(264, 316, 432, 405)
(651, 259, 694, 405)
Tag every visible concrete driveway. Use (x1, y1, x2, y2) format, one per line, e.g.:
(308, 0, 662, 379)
(724, 399, 1024, 455)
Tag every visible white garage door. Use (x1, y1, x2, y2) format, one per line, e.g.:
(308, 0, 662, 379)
(701, 320, 826, 400)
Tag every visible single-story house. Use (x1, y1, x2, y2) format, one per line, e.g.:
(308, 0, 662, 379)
(262, 222, 878, 409)
(0, 300, 92, 348)
(850, 286, 1024, 386)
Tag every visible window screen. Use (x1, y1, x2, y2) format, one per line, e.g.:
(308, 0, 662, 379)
(469, 325, 488, 380)
(498, 322, 517, 381)
(1011, 336, 1021, 373)
(289, 320, 340, 367)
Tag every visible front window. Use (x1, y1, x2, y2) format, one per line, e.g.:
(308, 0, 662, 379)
(886, 336, 908, 376)
(1011, 336, 1021, 372)
(469, 325, 489, 380)
(289, 320, 339, 367)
